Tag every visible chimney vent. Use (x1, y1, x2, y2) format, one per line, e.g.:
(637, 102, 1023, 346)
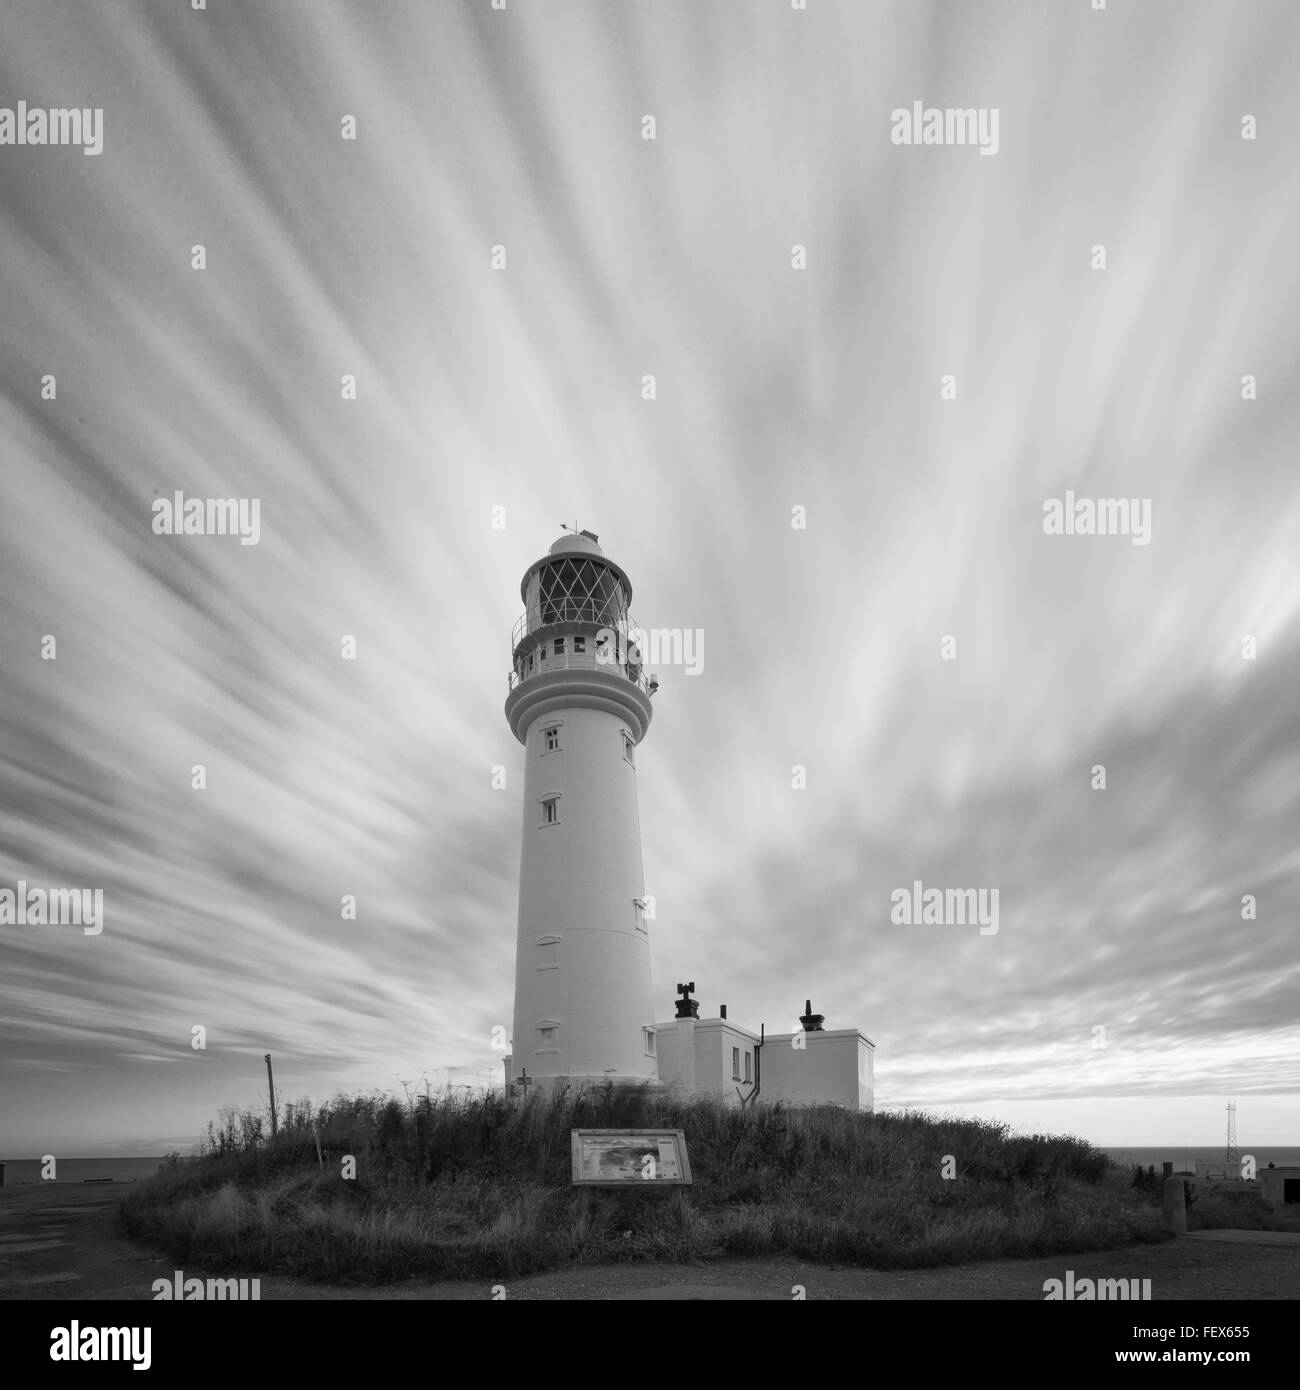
(799, 998, 825, 1032)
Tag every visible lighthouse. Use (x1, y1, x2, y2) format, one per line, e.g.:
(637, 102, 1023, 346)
(504, 529, 659, 1092)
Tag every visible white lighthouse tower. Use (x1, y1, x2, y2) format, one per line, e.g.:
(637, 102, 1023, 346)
(504, 529, 659, 1092)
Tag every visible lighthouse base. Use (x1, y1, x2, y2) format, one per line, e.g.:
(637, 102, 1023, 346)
(503, 1057, 662, 1096)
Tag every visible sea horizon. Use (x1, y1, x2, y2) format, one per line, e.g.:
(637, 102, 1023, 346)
(1103, 1145, 1300, 1170)
(0, 1155, 171, 1185)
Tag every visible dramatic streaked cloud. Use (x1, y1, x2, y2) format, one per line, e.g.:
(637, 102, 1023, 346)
(1, 1, 1296, 1157)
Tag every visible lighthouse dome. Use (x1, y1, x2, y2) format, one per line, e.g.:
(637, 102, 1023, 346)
(548, 531, 603, 557)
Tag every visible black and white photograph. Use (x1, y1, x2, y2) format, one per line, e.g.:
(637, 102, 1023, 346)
(1, 0, 1296, 1361)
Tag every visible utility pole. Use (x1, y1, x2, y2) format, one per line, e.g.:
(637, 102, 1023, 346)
(265, 1053, 278, 1138)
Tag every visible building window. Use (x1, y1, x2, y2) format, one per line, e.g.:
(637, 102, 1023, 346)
(743, 1051, 751, 1083)
(527, 652, 534, 673)
(633, 899, 648, 933)
(554, 637, 565, 656)
(541, 797, 559, 825)
(622, 731, 635, 767)
(574, 636, 586, 653)
(536, 1023, 558, 1053)
(544, 726, 560, 752)
(537, 936, 560, 970)
(643, 1027, 655, 1057)
(732, 1047, 741, 1081)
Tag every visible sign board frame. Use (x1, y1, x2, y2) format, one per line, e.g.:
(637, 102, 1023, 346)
(570, 1128, 693, 1187)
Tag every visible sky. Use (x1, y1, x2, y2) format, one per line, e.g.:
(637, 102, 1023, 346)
(1, 0, 1297, 1159)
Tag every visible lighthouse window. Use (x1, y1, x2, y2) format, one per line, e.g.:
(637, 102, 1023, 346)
(554, 637, 565, 656)
(732, 1047, 741, 1081)
(573, 636, 586, 653)
(643, 1027, 656, 1057)
(622, 731, 635, 766)
(541, 797, 559, 825)
(537, 1025, 558, 1052)
(544, 727, 560, 752)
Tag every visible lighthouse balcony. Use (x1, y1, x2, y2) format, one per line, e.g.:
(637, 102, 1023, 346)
(508, 608, 653, 696)
(510, 602, 639, 654)
(507, 645, 653, 696)
(505, 645, 655, 744)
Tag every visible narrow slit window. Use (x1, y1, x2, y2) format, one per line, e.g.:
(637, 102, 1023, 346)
(544, 727, 560, 752)
(732, 1047, 741, 1081)
(542, 797, 558, 825)
(622, 731, 635, 766)
(643, 1028, 656, 1057)
(743, 1051, 751, 1083)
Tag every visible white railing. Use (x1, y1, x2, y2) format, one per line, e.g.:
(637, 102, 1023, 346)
(507, 648, 653, 695)
(511, 603, 641, 650)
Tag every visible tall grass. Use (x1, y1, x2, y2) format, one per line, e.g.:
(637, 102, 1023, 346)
(122, 1085, 1166, 1283)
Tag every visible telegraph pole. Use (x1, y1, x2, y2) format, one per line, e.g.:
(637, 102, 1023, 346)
(265, 1053, 278, 1138)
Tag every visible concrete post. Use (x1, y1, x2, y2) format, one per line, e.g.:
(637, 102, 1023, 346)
(1162, 1174, 1186, 1234)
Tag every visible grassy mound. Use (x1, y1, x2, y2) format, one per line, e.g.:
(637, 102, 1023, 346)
(121, 1085, 1167, 1283)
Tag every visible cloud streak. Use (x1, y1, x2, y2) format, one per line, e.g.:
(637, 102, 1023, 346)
(1, 0, 1296, 1155)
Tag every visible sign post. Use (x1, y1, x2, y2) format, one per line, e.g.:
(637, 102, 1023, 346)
(570, 1129, 693, 1217)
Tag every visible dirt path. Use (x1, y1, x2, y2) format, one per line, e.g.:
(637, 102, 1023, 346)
(0, 1185, 161, 1299)
(2, 1183, 1296, 1301)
